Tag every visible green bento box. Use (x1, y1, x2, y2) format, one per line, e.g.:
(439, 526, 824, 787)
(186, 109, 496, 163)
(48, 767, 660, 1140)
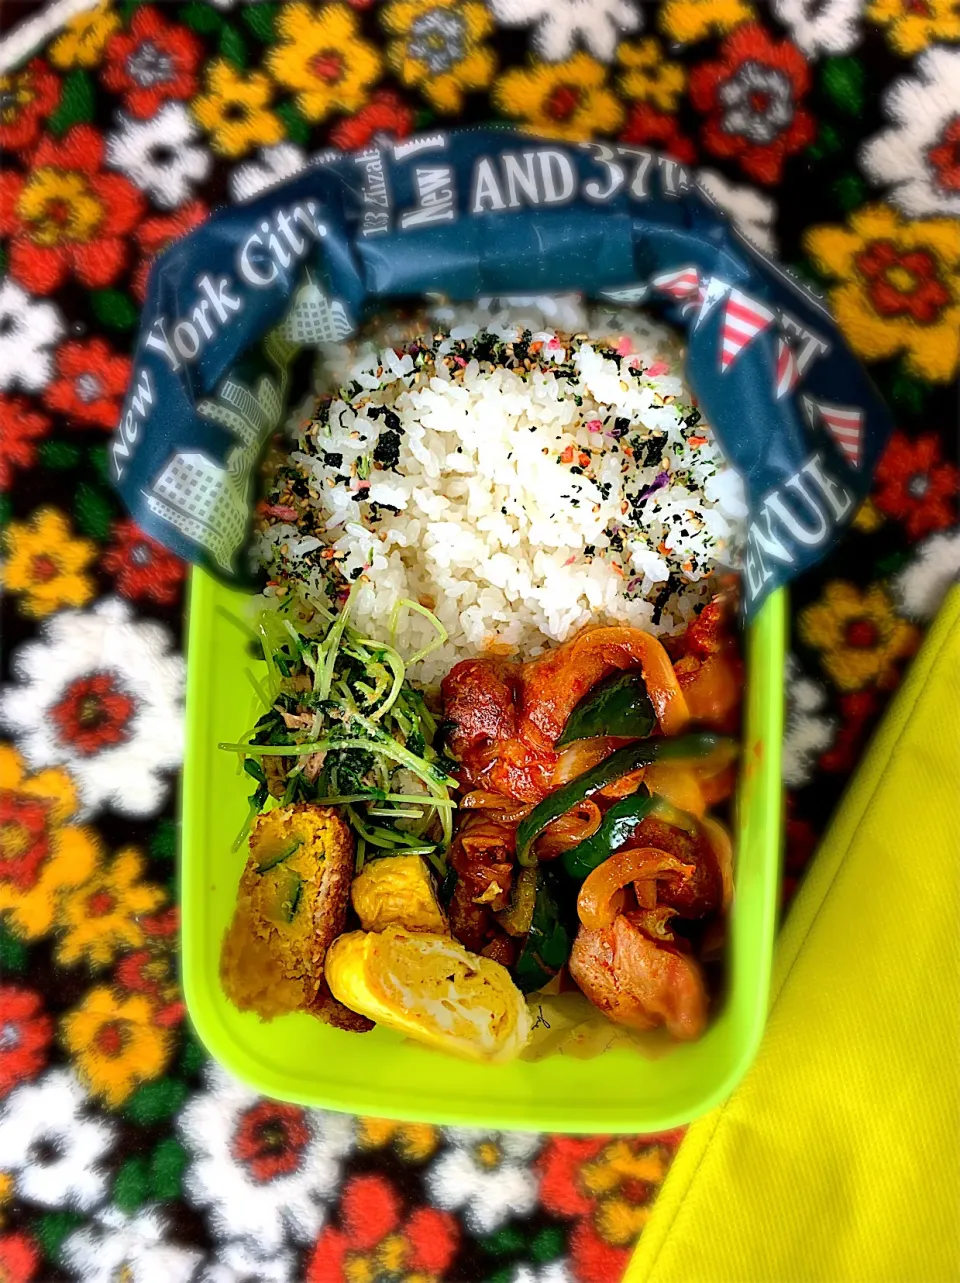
(181, 567, 786, 1133)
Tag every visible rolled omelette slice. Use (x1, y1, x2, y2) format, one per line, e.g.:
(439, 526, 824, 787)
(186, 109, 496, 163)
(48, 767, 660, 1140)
(350, 854, 447, 934)
(325, 927, 531, 1063)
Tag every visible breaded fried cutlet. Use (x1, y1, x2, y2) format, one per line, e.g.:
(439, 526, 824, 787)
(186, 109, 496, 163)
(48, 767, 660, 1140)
(220, 803, 373, 1031)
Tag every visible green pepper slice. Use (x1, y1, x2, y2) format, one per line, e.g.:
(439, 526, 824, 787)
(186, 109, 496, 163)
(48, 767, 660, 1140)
(556, 671, 656, 746)
(561, 790, 659, 880)
(255, 837, 303, 873)
(516, 732, 730, 866)
(513, 869, 573, 994)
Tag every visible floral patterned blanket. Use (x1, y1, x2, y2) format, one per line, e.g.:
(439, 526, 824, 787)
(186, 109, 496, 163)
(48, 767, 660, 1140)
(0, 1, 958, 1281)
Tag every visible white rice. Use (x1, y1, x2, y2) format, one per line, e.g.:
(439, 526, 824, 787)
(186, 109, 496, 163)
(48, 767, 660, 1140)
(255, 298, 746, 686)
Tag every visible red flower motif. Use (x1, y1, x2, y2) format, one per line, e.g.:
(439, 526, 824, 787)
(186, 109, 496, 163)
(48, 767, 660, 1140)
(0, 1232, 41, 1283)
(0, 396, 50, 490)
(43, 338, 132, 431)
(50, 672, 136, 756)
(820, 690, 879, 774)
(0, 791, 51, 891)
(0, 986, 53, 1097)
(101, 6, 201, 119)
(328, 90, 415, 151)
(689, 24, 815, 185)
(231, 1100, 311, 1182)
(0, 59, 60, 151)
(101, 518, 186, 606)
(132, 199, 207, 302)
(115, 907, 183, 1026)
(307, 1174, 458, 1283)
(855, 241, 951, 324)
(928, 116, 960, 195)
(619, 103, 697, 165)
(539, 1134, 678, 1282)
(873, 430, 959, 540)
(0, 125, 144, 294)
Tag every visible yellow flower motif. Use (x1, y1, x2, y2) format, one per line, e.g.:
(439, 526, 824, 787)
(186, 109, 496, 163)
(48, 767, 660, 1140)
(659, 0, 755, 44)
(16, 169, 105, 248)
(493, 53, 625, 142)
(617, 38, 686, 112)
(579, 1138, 666, 1246)
(0, 744, 99, 941)
(382, 0, 495, 114)
(61, 987, 172, 1108)
(2, 508, 96, 619)
(805, 204, 960, 384)
(852, 498, 884, 533)
(55, 848, 165, 969)
(267, 2, 382, 123)
(357, 1116, 440, 1162)
(191, 60, 284, 160)
(49, 0, 120, 69)
(798, 581, 919, 692)
(0, 1170, 12, 1226)
(866, 0, 960, 55)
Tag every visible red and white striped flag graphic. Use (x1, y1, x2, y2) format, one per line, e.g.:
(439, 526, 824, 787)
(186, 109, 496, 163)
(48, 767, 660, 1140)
(719, 288, 776, 373)
(816, 399, 865, 468)
(651, 265, 700, 301)
(775, 336, 799, 400)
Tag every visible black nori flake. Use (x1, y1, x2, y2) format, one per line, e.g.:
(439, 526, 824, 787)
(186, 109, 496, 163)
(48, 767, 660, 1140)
(373, 430, 401, 470)
(643, 435, 667, 467)
(383, 409, 403, 433)
(322, 451, 343, 468)
(685, 409, 702, 428)
(349, 566, 363, 580)
(584, 545, 595, 556)
(611, 417, 631, 439)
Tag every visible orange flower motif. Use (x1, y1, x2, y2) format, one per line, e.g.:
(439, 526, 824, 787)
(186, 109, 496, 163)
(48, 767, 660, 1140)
(55, 848, 166, 969)
(493, 53, 624, 141)
(267, 3, 382, 122)
(382, 0, 495, 114)
(866, 0, 960, 55)
(805, 204, 960, 383)
(798, 581, 919, 691)
(60, 986, 172, 1107)
(1, 508, 96, 619)
(0, 745, 98, 941)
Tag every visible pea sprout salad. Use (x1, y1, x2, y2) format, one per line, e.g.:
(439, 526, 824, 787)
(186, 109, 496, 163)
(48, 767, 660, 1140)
(219, 585, 458, 874)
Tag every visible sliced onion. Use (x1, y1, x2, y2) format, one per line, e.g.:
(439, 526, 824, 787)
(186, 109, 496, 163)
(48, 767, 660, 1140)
(578, 847, 693, 930)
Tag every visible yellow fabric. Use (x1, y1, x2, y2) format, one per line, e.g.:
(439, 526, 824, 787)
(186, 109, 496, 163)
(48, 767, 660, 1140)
(627, 586, 960, 1283)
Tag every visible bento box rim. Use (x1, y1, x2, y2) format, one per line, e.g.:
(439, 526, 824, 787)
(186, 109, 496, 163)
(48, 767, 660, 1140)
(181, 567, 786, 1132)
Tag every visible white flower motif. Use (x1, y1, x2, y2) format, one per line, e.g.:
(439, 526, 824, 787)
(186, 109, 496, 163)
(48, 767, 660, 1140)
(772, 0, 862, 57)
(228, 143, 309, 203)
(892, 529, 960, 623)
(487, 0, 641, 62)
(859, 48, 960, 218)
(106, 102, 212, 210)
(199, 1241, 298, 1283)
(0, 1068, 116, 1212)
(177, 1062, 354, 1251)
(0, 597, 185, 819)
(61, 1205, 203, 1283)
(425, 1128, 542, 1233)
(508, 1264, 576, 1283)
(0, 279, 65, 393)
(696, 169, 779, 256)
(783, 654, 836, 788)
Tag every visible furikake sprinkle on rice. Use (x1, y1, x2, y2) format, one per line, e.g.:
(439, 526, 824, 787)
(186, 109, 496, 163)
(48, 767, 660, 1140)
(254, 305, 746, 684)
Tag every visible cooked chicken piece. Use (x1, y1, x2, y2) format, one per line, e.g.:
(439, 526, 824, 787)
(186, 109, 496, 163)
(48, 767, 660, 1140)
(350, 854, 447, 934)
(220, 803, 372, 1031)
(569, 914, 708, 1040)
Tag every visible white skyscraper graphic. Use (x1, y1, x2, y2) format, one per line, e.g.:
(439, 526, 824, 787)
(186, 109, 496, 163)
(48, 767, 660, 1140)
(144, 365, 288, 571)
